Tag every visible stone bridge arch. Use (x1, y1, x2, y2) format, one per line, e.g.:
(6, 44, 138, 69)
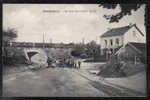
(23, 47, 74, 63)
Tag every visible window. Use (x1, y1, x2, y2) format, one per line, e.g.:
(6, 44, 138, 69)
(105, 40, 107, 47)
(110, 39, 113, 46)
(116, 38, 119, 45)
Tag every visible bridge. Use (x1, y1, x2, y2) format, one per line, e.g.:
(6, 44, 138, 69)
(23, 47, 74, 62)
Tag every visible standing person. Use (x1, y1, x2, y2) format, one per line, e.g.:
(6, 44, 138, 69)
(47, 57, 52, 68)
(78, 60, 81, 69)
(68, 59, 71, 68)
(72, 59, 74, 68)
(74, 60, 77, 68)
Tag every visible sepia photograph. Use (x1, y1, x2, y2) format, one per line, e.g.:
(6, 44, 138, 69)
(2, 4, 147, 97)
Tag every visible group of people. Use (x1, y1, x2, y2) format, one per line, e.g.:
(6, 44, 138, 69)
(47, 56, 82, 69)
(65, 58, 81, 69)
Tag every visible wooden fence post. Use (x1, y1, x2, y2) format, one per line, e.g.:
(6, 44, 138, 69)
(135, 56, 136, 65)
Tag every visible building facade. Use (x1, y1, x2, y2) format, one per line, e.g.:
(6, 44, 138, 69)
(100, 23, 145, 56)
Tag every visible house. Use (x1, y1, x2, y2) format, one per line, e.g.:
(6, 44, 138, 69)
(100, 23, 145, 57)
(115, 42, 146, 64)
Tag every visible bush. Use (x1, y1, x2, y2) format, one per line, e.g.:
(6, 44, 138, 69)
(3, 47, 27, 65)
(99, 61, 126, 78)
(99, 58, 146, 78)
(71, 50, 83, 57)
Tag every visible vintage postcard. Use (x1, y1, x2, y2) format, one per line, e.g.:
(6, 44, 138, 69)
(2, 4, 147, 97)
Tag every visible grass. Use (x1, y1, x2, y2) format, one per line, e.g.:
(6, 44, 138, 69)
(3, 64, 29, 75)
(98, 60, 146, 78)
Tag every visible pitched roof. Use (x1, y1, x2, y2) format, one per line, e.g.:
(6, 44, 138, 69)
(115, 42, 146, 55)
(128, 42, 146, 54)
(100, 24, 144, 38)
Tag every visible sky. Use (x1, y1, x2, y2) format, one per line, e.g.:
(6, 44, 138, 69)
(3, 4, 146, 44)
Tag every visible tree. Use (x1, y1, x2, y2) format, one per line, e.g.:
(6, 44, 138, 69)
(71, 43, 85, 57)
(99, 4, 145, 23)
(86, 40, 100, 59)
(3, 28, 18, 44)
(2, 28, 18, 65)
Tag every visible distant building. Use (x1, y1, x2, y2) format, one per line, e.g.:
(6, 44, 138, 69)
(100, 23, 145, 56)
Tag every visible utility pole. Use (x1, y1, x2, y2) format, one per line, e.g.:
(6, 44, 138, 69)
(43, 33, 45, 48)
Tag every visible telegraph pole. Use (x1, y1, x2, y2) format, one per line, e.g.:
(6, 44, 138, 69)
(43, 33, 45, 48)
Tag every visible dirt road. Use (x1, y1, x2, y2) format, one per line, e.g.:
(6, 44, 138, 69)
(3, 67, 107, 97)
(3, 62, 145, 97)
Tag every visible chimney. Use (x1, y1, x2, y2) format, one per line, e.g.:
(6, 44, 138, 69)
(129, 23, 133, 27)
